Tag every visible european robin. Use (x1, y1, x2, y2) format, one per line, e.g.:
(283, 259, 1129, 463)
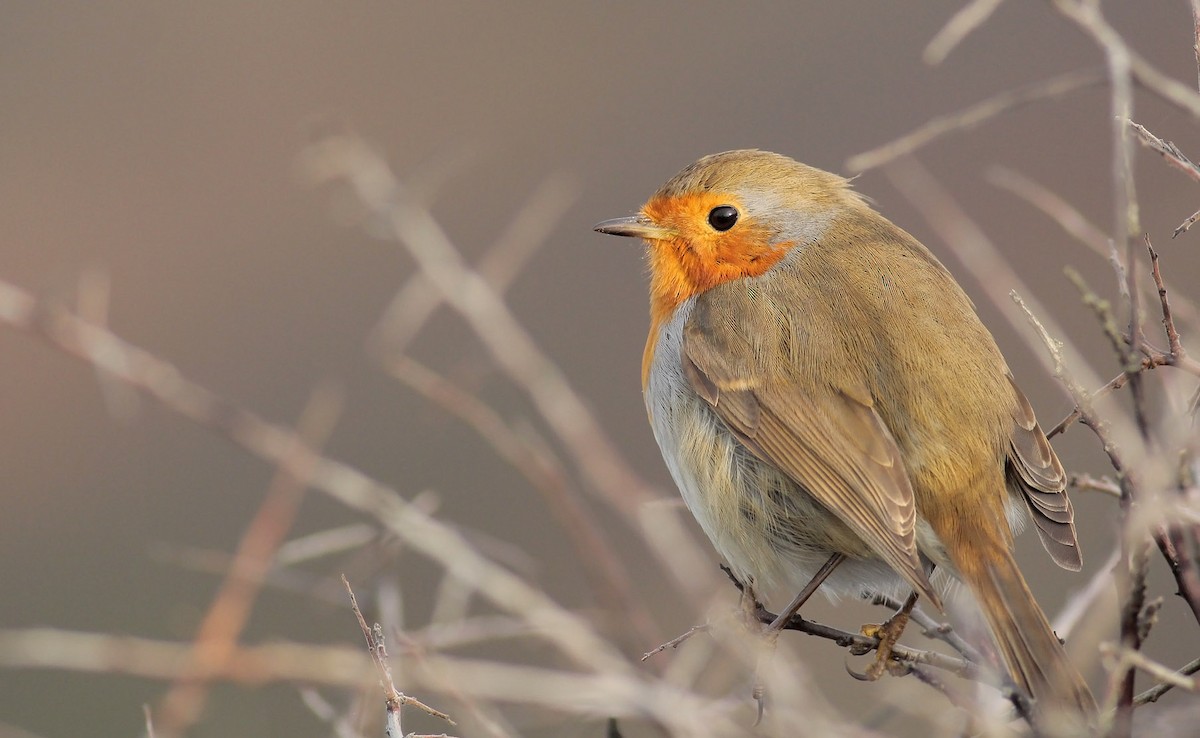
(594, 150, 1094, 717)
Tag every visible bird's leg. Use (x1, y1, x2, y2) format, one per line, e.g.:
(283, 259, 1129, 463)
(768, 552, 847, 631)
(859, 589, 920, 680)
(751, 553, 846, 724)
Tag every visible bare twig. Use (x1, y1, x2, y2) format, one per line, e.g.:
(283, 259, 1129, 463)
(155, 384, 344, 737)
(1173, 207, 1200, 238)
(368, 173, 579, 358)
(1069, 472, 1122, 498)
(1148, 244, 1185, 359)
(1134, 655, 1200, 705)
(1102, 643, 1198, 697)
(868, 593, 983, 665)
(385, 355, 659, 650)
(143, 704, 156, 738)
(0, 279, 777, 736)
(77, 269, 140, 420)
(0, 627, 735, 728)
(987, 166, 1110, 258)
(719, 568, 981, 683)
(885, 158, 1110, 396)
(1047, 356, 1173, 438)
(1162, 522, 1200, 628)
(641, 624, 711, 661)
(1011, 292, 1138, 499)
(388, 623, 517, 738)
(846, 69, 1102, 172)
(300, 136, 714, 603)
(343, 575, 457, 734)
(923, 0, 1005, 65)
(1053, 0, 1200, 121)
(1193, 0, 1200, 92)
(905, 664, 977, 720)
(1129, 120, 1200, 185)
(1129, 120, 1200, 238)
(0, 278, 633, 678)
(1054, 547, 1122, 640)
(989, 166, 1200, 329)
(297, 688, 363, 738)
(1045, 245, 1199, 440)
(772, 610, 978, 681)
(1107, 541, 1152, 736)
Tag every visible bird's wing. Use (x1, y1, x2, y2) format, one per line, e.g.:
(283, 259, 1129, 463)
(1005, 376, 1081, 571)
(681, 306, 940, 607)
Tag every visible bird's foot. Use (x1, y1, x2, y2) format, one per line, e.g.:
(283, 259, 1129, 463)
(857, 590, 919, 680)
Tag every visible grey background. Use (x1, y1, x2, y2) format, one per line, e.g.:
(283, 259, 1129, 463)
(2, 2, 1198, 736)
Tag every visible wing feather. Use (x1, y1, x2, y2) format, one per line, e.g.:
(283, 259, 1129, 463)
(683, 316, 940, 607)
(1006, 376, 1081, 571)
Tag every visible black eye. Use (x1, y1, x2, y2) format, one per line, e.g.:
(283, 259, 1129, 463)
(708, 205, 738, 232)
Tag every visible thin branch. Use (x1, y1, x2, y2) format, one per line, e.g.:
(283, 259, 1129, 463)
(987, 166, 1110, 258)
(368, 173, 578, 358)
(923, 0, 1006, 65)
(1069, 472, 1122, 498)
(387, 623, 517, 738)
(1129, 120, 1200, 185)
(641, 624, 711, 662)
(1053, 0, 1200, 121)
(718, 568, 981, 683)
(1054, 547, 1122, 640)
(1134, 655, 1200, 705)
(1106, 540, 1152, 736)
(1193, 0, 1200, 92)
(1047, 356, 1172, 438)
(846, 69, 1102, 172)
(988, 166, 1200, 329)
(0, 628, 734, 729)
(1173, 207, 1200, 238)
(1044, 243, 1200, 439)
(1129, 120, 1200, 238)
(77, 268, 140, 420)
(1065, 268, 1126, 361)
(297, 688, 364, 738)
(884, 157, 1111, 397)
(1148, 243, 1185, 358)
(385, 355, 659, 650)
(867, 593, 984, 665)
(155, 383, 344, 737)
(767, 608, 978, 681)
(1159, 522, 1200, 628)
(300, 136, 715, 604)
(0, 278, 633, 678)
(143, 704, 156, 738)
(1011, 292, 1139, 502)
(343, 576, 457, 734)
(1102, 643, 1198, 697)
(0, 627, 374, 685)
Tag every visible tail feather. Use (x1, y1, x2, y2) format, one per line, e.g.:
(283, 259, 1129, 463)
(963, 546, 1096, 718)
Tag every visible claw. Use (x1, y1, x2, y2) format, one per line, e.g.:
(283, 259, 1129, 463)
(859, 590, 919, 680)
(751, 682, 766, 726)
(845, 659, 872, 682)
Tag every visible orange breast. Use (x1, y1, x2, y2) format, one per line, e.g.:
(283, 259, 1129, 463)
(639, 192, 789, 390)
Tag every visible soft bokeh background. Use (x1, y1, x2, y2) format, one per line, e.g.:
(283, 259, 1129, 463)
(3, 2, 1199, 736)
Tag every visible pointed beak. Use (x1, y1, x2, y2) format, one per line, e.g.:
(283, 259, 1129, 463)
(593, 214, 672, 241)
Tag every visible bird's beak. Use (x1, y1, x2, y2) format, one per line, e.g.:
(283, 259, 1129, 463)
(593, 214, 672, 241)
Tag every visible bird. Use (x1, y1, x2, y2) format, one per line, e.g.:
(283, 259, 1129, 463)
(594, 150, 1094, 719)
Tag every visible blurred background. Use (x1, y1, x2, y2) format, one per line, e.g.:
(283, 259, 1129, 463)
(2, 2, 1199, 736)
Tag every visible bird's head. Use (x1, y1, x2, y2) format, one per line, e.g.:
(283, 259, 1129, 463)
(595, 150, 865, 317)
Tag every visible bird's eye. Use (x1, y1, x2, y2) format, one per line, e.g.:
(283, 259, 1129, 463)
(707, 205, 738, 232)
